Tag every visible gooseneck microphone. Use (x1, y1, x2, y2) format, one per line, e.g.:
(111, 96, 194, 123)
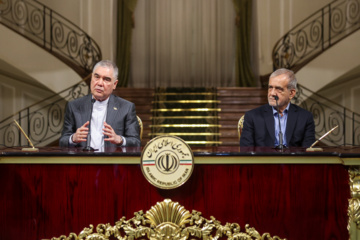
(274, 95, 284, 150)
(83, 98, 96, 151)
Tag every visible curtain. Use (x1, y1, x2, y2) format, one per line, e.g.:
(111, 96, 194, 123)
(116, 0, 138, 87)
(232, 0, 256, 87)
(130, 0, 237, 88)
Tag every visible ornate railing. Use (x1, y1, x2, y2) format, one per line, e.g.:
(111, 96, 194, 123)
(273, 0, 360, 71)
(0, 78, 90, 147)
(293, 84, 360, 146)
(0, 0, 101, 77)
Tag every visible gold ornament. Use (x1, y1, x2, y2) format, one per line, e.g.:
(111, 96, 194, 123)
(51, 199, 286, 240)
(348, 167, 360, 231)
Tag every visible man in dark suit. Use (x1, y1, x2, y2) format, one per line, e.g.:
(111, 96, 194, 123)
(240, 68, 315, 148)
(59, 60, 140, 150)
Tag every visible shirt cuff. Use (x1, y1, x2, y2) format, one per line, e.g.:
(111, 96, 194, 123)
(121, 136, 126, 146)
(69, 134, 75, 145)
(68, 134, 77, 146)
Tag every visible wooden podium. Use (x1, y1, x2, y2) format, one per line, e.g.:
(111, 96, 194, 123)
(0, 146, 359, 240)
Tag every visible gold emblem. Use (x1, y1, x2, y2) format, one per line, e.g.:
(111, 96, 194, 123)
(50, 199, 286, 240)
(140, 136, 194, 189)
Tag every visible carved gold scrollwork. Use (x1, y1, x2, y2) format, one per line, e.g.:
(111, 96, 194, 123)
(51, 199, 286, 240)
(348, 167, 360, 231)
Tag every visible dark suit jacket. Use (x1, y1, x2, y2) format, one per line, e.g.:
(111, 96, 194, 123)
(240, 104, 315, 147)
(59, 94, 141, 148)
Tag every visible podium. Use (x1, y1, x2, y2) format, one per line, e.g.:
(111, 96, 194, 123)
(0, 146, 359, 240)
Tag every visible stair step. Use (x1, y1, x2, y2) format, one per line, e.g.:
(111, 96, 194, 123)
(219, 112, 246, 117)
(218, 98, 267, 104)
(149, 132, 221, 136)
(217, 87, 267, 146)
(153, 100, 220, 104)
(219, 105, 262, 112)
(113, 88, 155, 96)
(151, 116, 220, 120)
(152, 108, 221, 112)
(217, 87, 267, 96)
(150, 124, 221, 128)
(113, 87, 267, 146)
(155, 92, 216, 96)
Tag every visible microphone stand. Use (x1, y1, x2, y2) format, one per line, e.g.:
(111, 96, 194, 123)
(274, 96, 284, 151)
(83, 98, 96, 151)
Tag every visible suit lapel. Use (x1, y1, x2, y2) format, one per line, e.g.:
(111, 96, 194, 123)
(286, 104, 297, 144)
(104, 95, 118, 148)
(264, 105, 275, 144)
(82, 94, 93, 124)
(105, 95, 117, 127)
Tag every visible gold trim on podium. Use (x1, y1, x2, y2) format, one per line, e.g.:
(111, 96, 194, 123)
(348, 167, 360, 239)
(0, 155, 345, 165)
(50, 199, 286, 240)
(153, 100, 220, 104)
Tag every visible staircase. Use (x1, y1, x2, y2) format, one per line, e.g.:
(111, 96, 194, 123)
(0, 0, 101, 78)
(151, 88, 221, 146)
(114, 87, 267, 146)
(112, 88, 154, 146)
(217, 88, 268, 145)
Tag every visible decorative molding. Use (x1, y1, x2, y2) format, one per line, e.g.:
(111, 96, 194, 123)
(348, 167, 360, 231)
(50, 199, 286, 240)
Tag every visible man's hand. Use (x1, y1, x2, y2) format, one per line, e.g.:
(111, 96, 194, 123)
(103, 121, 123, 145)
(72, 121, 89, 143)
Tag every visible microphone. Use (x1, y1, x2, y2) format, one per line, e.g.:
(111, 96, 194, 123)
(13, 119, 39, 152)
(306, 125, 338, 151)
(83, 98, 96, 151)
(274, 95, 284, 150)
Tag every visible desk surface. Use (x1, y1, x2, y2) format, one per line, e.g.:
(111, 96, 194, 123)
(1, 146, 360, 164)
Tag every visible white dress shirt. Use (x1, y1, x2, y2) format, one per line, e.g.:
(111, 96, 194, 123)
(272, 103, 290, 147)
(90, 98, 109, 151)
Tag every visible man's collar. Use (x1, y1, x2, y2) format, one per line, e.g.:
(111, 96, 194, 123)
(272, 102, 291, 115)
(92, 95, 111, 104)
